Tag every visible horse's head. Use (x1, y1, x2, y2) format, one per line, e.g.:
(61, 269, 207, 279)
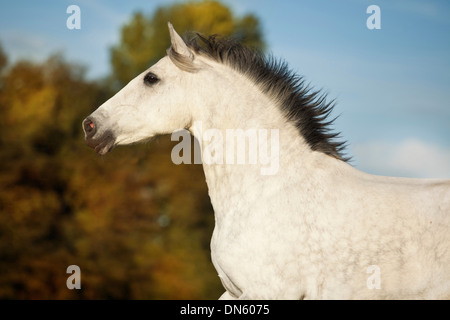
(83, 23, 201, 155)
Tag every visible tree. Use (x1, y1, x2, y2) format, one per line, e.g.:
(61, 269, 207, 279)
(0, 44, 7, 74)
(110, 0, 265, 86)
(0, 44, 8, 144)
(0, 52, 107, 299)
(0, 54, 100, 153)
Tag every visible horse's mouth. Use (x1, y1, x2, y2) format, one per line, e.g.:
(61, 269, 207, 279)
(85, 131, 116, 155)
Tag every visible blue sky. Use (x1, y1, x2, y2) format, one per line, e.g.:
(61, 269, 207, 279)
(1, 0, 449, 178)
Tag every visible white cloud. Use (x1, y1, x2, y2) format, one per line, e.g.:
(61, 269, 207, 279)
(351, 139, 450, 179)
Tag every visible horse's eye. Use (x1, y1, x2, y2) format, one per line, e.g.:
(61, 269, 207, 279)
(144, 72, 159, 86)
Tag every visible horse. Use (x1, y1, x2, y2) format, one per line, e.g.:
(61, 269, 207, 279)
(83, 23, 450, 299)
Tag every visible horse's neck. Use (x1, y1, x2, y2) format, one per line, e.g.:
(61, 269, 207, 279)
(188, 68, 336, 220)
(198, 124, 314, 220)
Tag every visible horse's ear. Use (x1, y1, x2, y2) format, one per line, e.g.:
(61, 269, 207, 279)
(168, 22, 194, 60)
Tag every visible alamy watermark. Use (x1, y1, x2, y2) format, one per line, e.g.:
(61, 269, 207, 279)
(66, 5, 81, 30)
(66, 265, 81, 289)
(366, 5, 381, 30)
(171, 121, 280, 175)
(366, 265, 381, 289)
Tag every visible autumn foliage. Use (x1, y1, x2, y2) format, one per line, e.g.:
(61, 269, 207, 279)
(0, 0, 264, 299)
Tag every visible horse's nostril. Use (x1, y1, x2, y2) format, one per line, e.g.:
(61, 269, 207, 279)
(83, 118, 96, 136)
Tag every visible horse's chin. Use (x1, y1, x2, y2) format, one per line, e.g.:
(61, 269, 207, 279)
(95, 142, 115, 155)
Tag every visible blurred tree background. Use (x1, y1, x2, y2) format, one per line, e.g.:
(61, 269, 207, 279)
(0, 0, 265, 299)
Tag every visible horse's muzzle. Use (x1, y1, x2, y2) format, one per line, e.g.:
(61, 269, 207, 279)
(82, 117, 116, 155)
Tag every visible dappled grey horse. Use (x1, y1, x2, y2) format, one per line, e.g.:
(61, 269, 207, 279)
(83, 23, 450, 299)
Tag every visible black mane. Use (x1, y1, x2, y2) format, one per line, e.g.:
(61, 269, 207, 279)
(184, 34, 348, 161)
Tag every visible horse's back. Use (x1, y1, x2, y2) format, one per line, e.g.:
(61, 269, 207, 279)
(351, 170, 450, 298)
(318, 162, 450, 298)
(365, 174, 450, 220)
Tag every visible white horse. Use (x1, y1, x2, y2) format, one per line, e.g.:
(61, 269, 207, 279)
(83, 23, 450, 299)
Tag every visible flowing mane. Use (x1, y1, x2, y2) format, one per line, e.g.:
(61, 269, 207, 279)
(168, 33, 348, 161)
